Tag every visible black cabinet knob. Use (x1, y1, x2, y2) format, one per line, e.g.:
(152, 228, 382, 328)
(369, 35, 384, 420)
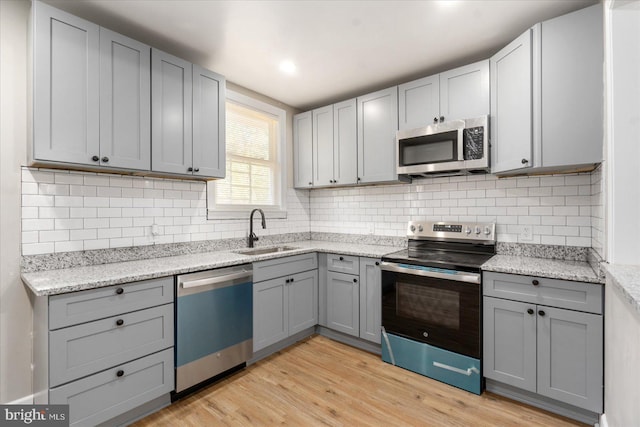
(290, 278, 294, 283)
(521, 158, 529, 164)
(439, 116, 444, 123)
(194, 168, 200, 172)
(285, 279, 290, 283)
(532, 280, 539, 286)
(339, 256, 344, 261)
(187, 167, 193, 172)
(116, 370, 124, 377)
(308, 182, 312, 185)
(433, 117, 438, 123)
(375, 261, 380, 266)
(101, 156, 109, 163)
(357, 177, 361, 182)
(116, 319, 124, 326)
(538, 310, 546, 317)
(527, 308, 534, 315)
(115, 288, 124, 295)
(353, 278, 358, 283)
(91, 155, 99, 162)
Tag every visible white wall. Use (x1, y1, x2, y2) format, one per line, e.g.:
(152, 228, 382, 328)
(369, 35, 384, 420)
(0, 0, 33, 404)
(310, 173, 596, 247)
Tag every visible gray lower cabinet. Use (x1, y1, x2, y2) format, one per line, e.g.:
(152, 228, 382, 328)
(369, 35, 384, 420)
(483, 271, 603, 413)
(252, 254, 318, 352)
(34, 277, 175, 426)
(322, 254, 381, 344)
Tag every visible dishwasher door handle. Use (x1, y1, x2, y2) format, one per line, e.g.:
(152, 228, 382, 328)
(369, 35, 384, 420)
(179, 271, 252, 289)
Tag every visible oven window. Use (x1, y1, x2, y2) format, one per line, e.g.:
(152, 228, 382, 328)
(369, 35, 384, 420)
(396, 281, 460, 329)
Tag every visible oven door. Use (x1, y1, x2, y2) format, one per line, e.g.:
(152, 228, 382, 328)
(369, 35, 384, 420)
(380, 262, 481, 359)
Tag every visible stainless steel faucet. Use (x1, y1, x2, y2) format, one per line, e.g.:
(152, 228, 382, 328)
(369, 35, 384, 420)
(248, 208, 266, 248)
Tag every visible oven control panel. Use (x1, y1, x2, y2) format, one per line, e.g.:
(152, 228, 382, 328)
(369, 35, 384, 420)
(407, 221, 496, 242)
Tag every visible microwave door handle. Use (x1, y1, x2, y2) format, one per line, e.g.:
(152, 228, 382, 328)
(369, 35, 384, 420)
(457, 128, 465, 161)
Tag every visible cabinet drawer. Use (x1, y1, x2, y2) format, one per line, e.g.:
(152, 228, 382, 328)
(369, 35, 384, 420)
(50, 348, 173, 427)
(49, 277, 173, 330)
(50, 304, 174, 387)
(483, 272, 603, 314)
(253, 253, 317, 283)
(326, 253, 360, 275)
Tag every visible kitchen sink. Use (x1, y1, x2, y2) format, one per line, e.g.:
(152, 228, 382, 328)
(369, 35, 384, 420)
(234, 245, 300, 256)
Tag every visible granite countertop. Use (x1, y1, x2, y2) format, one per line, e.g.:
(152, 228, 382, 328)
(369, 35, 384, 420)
(22, 240, 399, 296)
(482, 255, 602, 284)
(604, 264, 640, 315)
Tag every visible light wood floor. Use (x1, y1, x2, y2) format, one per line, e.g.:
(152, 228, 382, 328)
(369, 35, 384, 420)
(133, 335, 586, 426)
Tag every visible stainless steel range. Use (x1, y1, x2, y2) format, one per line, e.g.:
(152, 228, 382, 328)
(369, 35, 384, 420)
(380, 221, 496, 394)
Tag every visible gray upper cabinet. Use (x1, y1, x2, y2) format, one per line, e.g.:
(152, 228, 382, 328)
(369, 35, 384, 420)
(333, 99, 358, 186)
(398, 60, 489, 130)
(313, 105, 335, 186)
(439, 60, 490, 122)
(151, 49, 193, 176)
(293, 111, 314, 188)
(33, 2, 100, 167)
(99, 28, 151, 170)
(490, 28, 535, 174)
(491, 4, 603, 175)
(192, 65, 226, 178)
(357, 87, 400, 184)
(540, 4, 603, 169)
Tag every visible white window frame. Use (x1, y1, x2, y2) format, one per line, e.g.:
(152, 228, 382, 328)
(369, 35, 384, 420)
(207, 90, 287, 220)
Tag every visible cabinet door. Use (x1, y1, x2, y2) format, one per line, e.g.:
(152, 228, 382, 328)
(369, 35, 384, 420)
(359, 258, 381, 344)
(99, 28, 150, 171)
(193, 65, 226, 178)
(151, 49, 193, 175)
(537, 306, 603, 412)
(293, 112, 314, 188)
(483, 297, 537, 392)
(541, 4, 603, 168)
(313, 105, 334, 186)
(326, 271, 359, 337)
(490, 28, 534, 174)
(398, 74, 440, 130)
(288, 270, 318, 335)
(33, 2, 100, 166)
(357, 87, 399, 184)
(440, 59, 490, 122)
(253, 278, 288, 352)
(333, 99, 358, 186)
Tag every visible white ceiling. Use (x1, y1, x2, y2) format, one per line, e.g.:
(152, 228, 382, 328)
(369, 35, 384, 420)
(43, 0, 598, 111)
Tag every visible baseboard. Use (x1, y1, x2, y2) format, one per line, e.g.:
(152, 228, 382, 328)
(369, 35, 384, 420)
(7, 394, 34, 405)
(485, 379, 600, 425)
(316, 326, 382, 355)
(599, 413, 608, 427)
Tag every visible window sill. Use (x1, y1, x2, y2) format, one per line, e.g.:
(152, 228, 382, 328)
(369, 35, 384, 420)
(207, 209, 287, 221)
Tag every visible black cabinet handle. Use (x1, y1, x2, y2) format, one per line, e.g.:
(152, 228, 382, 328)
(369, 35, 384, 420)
(194, 168, 200, 172)
(433, 117, 438, 123)
(538, 310, 546, 317)
(285, 279, 290, 283)
(115, 288, 124, 295)
(187, 167, 193, 172)
(92, 155, 99, 162)
(527, 308, 534, 315)
(116, 370, 124, 377)
(308, 182, 312, 186)
(532, 280, 539, 286)
(521, 158, 529, 164)
(339, 256, 344, 261)
(101, 156, 109, 163)
(375, 261, 380, 266)
(439, 116, 445, 123)
(353, 278, 358, 283)
(116, 319, 124, 326)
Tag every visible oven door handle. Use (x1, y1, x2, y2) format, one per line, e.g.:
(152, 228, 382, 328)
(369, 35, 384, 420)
(379, 261, 480, 284)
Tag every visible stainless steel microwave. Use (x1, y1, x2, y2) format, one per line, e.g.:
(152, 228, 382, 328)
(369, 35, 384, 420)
(396, 115, 489, 177)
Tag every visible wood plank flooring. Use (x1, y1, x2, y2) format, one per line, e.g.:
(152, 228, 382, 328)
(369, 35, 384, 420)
(133, 335, 586, 426)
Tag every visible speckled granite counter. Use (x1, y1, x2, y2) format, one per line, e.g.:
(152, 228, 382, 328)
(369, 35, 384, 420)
(604, 264, 640, 315)
(482, 255, 602, 284)
(22, 240, 400, 296)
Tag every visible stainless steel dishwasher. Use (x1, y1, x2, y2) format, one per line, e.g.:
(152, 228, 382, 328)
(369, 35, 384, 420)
(175, 264, 253, 394)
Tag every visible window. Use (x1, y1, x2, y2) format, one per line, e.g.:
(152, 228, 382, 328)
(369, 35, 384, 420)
(207, 90, 286, 219)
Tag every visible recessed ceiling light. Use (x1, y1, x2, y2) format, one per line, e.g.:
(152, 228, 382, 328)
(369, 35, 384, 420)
(279, 60, 297, 75)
